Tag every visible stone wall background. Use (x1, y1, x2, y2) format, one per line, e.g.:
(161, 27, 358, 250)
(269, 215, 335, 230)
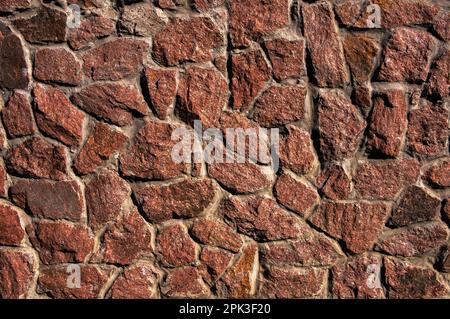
(0, 0, 449, 299)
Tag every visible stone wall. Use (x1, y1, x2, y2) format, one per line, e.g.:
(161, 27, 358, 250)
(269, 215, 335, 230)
(0, 0, 449, 299)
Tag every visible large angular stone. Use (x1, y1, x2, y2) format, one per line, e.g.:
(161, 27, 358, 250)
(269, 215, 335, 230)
(191, 218, 243, 253)
(384, 257, 447, 298)
(230, 50, 271, 111)
(119, 2, 165, 37)
(156, 223, 196, 267)
(6, 137, 68, 180)
(68, 14, 116, 50)
(219, 196, 300, 242)
(176, 67, 228, 128)
(253, 85, 307, 127)
(426, 49, 449, 100)
(134, 179, 218, 224)
(2, 92, 35, 138)
(120, 121, 189, 180)
(74, 122, 128, 175)
(377, 222, 448, 257)
(354, 159, 420, 200)
(0, 249, 35, 299)
(366, 90, 408, 157)
(391, 186, 441, 227)
(279, 126, 316, 175)
(317, 90, 365, 161)
(10, 179, 83, 221)
(85, 170, 130, 231)
(310, 202, 388, 254)
(316, 164, 351, 200)
(0, 21, 29, 89)
(377, 28, 436, 83)
(152, 17, 223, 65)
(161, 267, 209, 298)
(72, 83, 148, 126)
(426, 161, 450, 188)
(263, 38, 306, 81)
(343, 33, 379, 84)
(83, 38, 147, 81)
(34, 85, 85, 146)
(229, 0, 289, 47)
(0, 202, 25, 246)
(144, 67, 177, 120)
(34, 48, 82, 85)
(302, 2, 349, 87)
(199, 246, 232, 284)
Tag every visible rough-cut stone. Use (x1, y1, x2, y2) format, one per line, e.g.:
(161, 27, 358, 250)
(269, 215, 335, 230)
(161, 267, 209, 298)
(391, 186, 441, 227)
(144, 67, 177, 120)
(354, 159, 420, 200)
(109, 262, 160, 299)
(261, 231, 344, 267)
(34, 48, 82, 85)
(199, 246, 232, 284)
(12, 6, 67, 43)
(433, 9, 450, 41)
(135, 179, 217, 224)
(366, 90, 408, 157)
(85, 170, 130, 231)
(72, 83, 148, 126)
(10, 179, 83, 221)
(28, 220, 94, 265)
(352, 85, 372, 116)
(407, 102, 448, 157)
(274, 173, 318, 216)
(0, 0, 31, 12)
(192, 0, 224, 11)
(0, 21, 29, 89)
(0, 161, 7, 197)
(34, 85, 85, 146)
(343, 33, 378, 84)
(191, 218, 243, 253)
(74, 122, 127, 175)
(279, 126, 316, 175)
(334, 0, 361, 26)
(317, 90, 365, 161)
(120, 121, 189, 180)
(229, 0, 289, 47)
(331, 255, 384, 299)
(177, 67, 228, 127)
(263, 38, 305, 81)
(384, 257, 447, 298)
(38, 265, 111, 299)
(119, 3, 165, 37)
(377, 223, 448, 257)
(353, 0, 440, 29)
(316, 164, 351, 200)
(152, 17, 223, 65)
(157, 0, 186, 9)
(0, 249, 35, 299)
(83, 38, 147, 81)
(426, 49, 449, 100)
(261, 266, 326, 298)
(219, 196, 300, 242)
(426, 161, 450, 188)
(377, 28, 436, 83)
(6, 137, 68, 180)
(2, 92, 35, 138)
(231, 50, 271, 111)
(68, 14, 116, 50)
(217, 244, 257, 298)
(0, 202, 25, 246)
(100, 208, 153, 265)
(310, 202, 388, 254)
(302, 2, 349, 87)
(156, 223, 196, 267)
(208, 161, 270, 194)
(253, 85, 307, 127)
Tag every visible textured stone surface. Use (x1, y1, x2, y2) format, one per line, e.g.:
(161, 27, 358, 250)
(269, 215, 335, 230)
(34, 85, 85, 146)
(6, 137, 68, 180)
(10, 179, 83, 221)
(2, 92, 34, 138)
(85, 170, 130, 231)
(156, 223, 196, 267)
(34, 48, 82, 85)
(153, 17, 223, 65)
(119, 2, 165, 37)
(391, 186, 441, 227)
(279, 126, 316, 175)
(317, 90, 366, 161)
(377, 222, 448, 257)
(310, 202, 388, 254)
(354, 159, 420, 200)
(302, 2, 349, 87)
(366, 90, 408, 157)
(377, 28, 436, 83)
(144, 67, 177, 120)
(426, 49, 449, 100)
(253, 85, 307, 127)
(72, 83, 148, 126)
(263, 38, 305, 81)
(161, 266, 209, 298)
(0, 202, 25, 246)
(191, 218, 242, 253)
(0, 0, 31, 12)
(426, 161, 450, 188)
(0, 249, 35, 299)
(68, 14, 116, 50)
(316, 164, 351, 200)
(384, 257, 447, 298)
(343, 33, 378, 84)
(407, 102, 448, 157)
